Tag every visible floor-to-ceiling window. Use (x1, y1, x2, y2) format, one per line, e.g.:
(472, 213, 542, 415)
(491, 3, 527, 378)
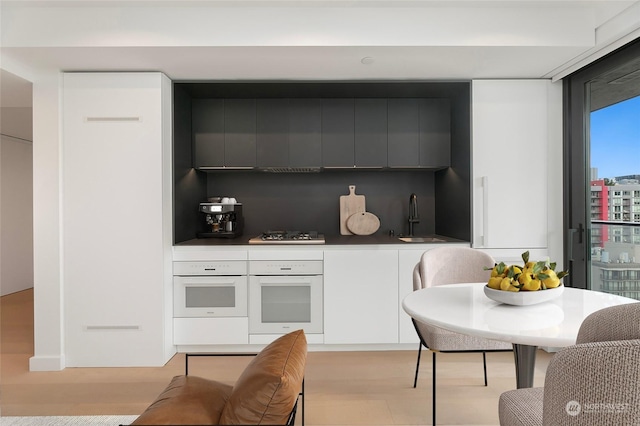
(565, 38, 640, 300)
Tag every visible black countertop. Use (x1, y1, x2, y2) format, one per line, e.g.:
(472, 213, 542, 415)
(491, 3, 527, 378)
(174, 233, 467, 247)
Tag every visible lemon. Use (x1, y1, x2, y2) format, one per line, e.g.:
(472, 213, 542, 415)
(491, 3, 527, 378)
(491, 262, 507, 278)
(487, 276, 502, 289)
(523, 279, 541, 291)
(542, 269, 561, 289)
(499, 277, 512, 291)
(518, 272, 532, 286)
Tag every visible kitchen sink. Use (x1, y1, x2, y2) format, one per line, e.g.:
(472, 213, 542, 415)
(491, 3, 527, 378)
(398, 237, 446, 243)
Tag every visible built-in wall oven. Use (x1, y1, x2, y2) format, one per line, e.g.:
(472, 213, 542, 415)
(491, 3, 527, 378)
(249, 260, 323, 334)
(174, 261, 248, 318)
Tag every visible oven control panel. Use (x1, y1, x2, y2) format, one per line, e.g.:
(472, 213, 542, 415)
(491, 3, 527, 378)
(173, 261, 247, 276)
(249, 260, 323, 276)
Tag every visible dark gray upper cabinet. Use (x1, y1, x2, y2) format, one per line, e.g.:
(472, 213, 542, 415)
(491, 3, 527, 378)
(355, 99, 388, 167)
(387, 98, 451, 168)
(289, 99, 322, 168)
(387, 98, 420, 167)
(225, 99, 256, 167)
(192, 94, 450, 170)
(192, 99, 225, 168)
(322, 99, 355, 167)
(257, 98, 323, 169)
(256, 99, 289, 167)
(419, 99, 451, 168)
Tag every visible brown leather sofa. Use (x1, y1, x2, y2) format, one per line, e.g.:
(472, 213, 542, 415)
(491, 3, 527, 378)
(131, 329, 307, 425)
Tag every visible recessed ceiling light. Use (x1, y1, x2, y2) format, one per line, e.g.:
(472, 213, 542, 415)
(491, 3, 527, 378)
(361, 57, 375, 65)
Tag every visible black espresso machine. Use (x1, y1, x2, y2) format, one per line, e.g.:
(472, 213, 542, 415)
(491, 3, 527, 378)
(197, 198, 244, 238)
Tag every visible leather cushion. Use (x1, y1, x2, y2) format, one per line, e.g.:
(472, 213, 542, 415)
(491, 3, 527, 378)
(131, 375, 232, 425)
(220, 329, 307, 425)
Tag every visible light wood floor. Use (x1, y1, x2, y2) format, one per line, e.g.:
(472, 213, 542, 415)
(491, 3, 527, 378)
(0, 289, 552, 425)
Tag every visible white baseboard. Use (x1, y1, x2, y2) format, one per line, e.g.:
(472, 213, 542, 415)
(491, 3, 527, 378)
(29, 354, 65, 371)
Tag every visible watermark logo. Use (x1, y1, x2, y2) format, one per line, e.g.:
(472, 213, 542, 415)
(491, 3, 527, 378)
(566, 400, 581, 416)
(565, 400, 630, 417)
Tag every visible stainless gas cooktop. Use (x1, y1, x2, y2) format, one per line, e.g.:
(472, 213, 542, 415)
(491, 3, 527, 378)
(248, 230, 325, 244)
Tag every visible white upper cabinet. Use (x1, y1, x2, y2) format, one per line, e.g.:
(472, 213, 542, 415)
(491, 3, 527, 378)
(472, 80, 561, 251)
(62, 72, 174, 367)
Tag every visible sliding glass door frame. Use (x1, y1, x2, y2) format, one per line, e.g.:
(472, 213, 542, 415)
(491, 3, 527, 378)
(563, 38, 640, 289)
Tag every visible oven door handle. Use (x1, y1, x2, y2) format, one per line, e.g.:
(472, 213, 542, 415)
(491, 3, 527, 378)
(254, 276, 317, 285)
(185, 281, 238, 287)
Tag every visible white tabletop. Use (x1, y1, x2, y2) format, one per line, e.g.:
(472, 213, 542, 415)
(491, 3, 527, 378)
(402, 283, 639, 348)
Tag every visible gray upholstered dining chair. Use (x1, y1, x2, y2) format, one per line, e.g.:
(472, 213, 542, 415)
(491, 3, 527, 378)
(411, 246, 512, 425)
(498, 302, 640, 426)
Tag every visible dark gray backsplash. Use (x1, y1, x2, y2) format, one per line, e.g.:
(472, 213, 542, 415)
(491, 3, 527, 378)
(205, 170, 437, 237)
(172, 80, 471, 243)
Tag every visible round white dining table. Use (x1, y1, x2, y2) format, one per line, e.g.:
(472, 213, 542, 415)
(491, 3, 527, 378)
(402, 283, 638, 388)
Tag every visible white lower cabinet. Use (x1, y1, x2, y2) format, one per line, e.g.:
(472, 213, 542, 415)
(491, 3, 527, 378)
(398, 249, 428, 344)
(249, 334, 325, 345)
(323, 249, 399, 344)
(174, 318, 249, 345)
(172, 244, 479, 348)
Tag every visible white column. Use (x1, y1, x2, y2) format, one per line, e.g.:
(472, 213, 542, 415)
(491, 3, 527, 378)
(29, 70, 65, 371)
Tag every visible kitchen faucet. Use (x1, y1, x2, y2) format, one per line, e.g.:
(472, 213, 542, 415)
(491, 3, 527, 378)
(408, 193, 419, 236)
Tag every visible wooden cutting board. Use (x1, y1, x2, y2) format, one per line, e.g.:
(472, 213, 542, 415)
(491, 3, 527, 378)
(346, 212, 380, 235)
(339, 185, 366, 235)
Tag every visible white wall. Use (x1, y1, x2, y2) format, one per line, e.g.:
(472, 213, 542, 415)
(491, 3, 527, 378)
(0, 69, 34, 296)
(0, 135, 34, 295)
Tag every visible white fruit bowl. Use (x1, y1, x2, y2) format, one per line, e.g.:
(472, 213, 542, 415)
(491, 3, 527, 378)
(483, 285, 564, 306)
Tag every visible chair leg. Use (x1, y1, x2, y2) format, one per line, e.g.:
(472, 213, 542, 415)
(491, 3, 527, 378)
(482, 351, 488, 386)
(432, 351, 437, 426)
(413, 342, 422, 388)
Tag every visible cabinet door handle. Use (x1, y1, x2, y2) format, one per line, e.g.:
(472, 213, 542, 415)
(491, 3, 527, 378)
(85, 116, 141, 122)
(482, 176, 489, 247)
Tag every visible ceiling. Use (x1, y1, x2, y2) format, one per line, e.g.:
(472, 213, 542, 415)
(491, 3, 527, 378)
(1, 1, 639, 82)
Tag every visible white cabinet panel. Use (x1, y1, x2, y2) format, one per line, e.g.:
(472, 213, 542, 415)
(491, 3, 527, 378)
(174, 318, 248, 345)
(398, 249, 425, 344)
(63, 73, 173, 367)
(324, 249, 399, 344)
(249, 333, 324, 345)
(472, 80, 554, 250)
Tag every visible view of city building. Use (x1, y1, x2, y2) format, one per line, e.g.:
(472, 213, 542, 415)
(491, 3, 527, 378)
(590, 174, 640, 300)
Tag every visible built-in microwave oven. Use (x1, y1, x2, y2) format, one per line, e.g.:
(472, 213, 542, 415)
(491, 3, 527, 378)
(173, 261, 247, 318)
